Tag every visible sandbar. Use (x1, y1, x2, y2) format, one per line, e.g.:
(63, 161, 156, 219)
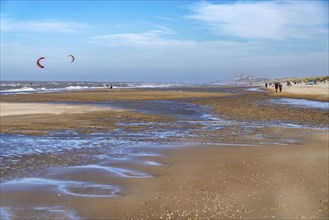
(0, 102, 116, 117)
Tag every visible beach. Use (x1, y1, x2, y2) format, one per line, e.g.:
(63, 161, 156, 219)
(1, 85, 328, 219)
(267, 82, 329, 101)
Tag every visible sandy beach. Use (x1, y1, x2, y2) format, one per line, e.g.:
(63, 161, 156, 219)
(266, 82, 329, 101)
(1, 86, 328, 219)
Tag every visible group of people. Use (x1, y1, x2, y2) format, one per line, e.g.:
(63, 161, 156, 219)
(265, 82, 282, 92)
(274, 82, 283, 92)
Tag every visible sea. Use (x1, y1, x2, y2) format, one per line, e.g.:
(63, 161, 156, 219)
(0, 80, 245, 95)
(0, 80, 203, 95)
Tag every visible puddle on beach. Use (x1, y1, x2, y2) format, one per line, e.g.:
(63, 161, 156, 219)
(1, 177, 121, 197)
(245, 87, 266, 92)
(271, 98, 329, 110)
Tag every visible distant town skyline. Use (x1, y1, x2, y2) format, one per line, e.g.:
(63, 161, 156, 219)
(1, 0, 328, 82)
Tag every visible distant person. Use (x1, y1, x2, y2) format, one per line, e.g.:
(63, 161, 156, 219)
(274, 82, 279, 93)
(279, 83, 282, 92)
(106, 83, 113, 89)
(265, 83, 268, 88)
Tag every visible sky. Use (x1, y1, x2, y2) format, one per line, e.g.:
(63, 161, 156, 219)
(1, 0, 328, 82)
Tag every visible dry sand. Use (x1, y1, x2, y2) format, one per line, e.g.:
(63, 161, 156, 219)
(267, 82, 329, 101)
(0, 102, 116, 117)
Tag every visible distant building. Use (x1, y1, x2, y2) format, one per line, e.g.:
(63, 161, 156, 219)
(234, 74, 268, 82)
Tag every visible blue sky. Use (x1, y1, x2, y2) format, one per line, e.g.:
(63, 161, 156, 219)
(1, 0, 328, 82)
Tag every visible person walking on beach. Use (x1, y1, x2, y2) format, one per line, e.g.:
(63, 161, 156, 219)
(265, 83, 268, 88)
(274, 82, 279, 93)
(279, 83, 282, 92)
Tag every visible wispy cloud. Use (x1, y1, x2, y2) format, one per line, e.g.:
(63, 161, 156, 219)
(155, 16, 176, 22)
(153, 25, 176, 34)
(1, 17, 88, 33)
(90, 27, 183, 48)
(187, 1, 328, 40)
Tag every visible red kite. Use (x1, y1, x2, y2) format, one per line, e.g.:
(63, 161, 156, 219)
(36, 57, 45, 68)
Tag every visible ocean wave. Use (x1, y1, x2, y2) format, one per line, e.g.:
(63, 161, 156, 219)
(1, 87, 37, 92)
(0, 85, 98, 95)
(0, 83, 21, 87)
(64, 86, 90, 90)
(0, 81, 190, 95)
(117, 82, 183, 88)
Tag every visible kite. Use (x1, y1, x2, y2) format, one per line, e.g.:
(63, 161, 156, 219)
(36, 57, 45, 68)
(68, 55, 75, 63)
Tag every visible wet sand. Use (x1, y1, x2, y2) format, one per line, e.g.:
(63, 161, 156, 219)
(1, 86, 328, 219)
(1, 87, 328, 135)
(80, 136, 327, 219)
(1, 133, 327, 219)
(193, 88, 329, 127)
(0, 89, 227, 135)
